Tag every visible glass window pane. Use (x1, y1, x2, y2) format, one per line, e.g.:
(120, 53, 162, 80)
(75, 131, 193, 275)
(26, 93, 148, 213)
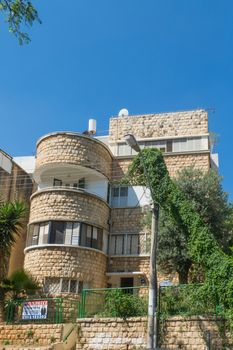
(44, 277, 60, 294)
(78, 178, 85, 189)
(38, 223, 49, 245)
(65, 222, 73, 245)
(125, 235, 131, 254)
(80, 223, 87, 247)
(53, 178, 62, 187)
(32, 224, 39, 245)
(109, 236, 116, 255)
(61, 279, 69, 293)
(43, 222, 49, 244)
(27, 225, 34, 246)
(97, 228, 103, 250)
(50, 221, 65, 244)
(131, 235, 139, 254)
(78, 281, 83, 293)
(115, 235, 124, 255)
(112, 187, 119, 197)
(86, 225, 92, 247)
(120, 186, 128, 197)
(92, 227, 98, 249)
(70, 280, 77, 293)
(72, 222, 80, 245)
(167, 140, 173, 152)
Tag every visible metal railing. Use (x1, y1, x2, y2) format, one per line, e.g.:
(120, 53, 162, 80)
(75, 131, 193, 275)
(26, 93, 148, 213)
(79, 286, 148, 318)
(5, 298, 79, 324)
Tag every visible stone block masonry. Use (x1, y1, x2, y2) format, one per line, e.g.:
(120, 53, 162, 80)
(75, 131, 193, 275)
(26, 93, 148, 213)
(76, 317, 147, 350)
(0, 324, 62, 347)
(29, 189, 110, 230)
(109, 109, 208, 141)
(36, 133, 112, 180)
(76, 316, 232, 350)
(112, 153, 210, 182)
(24, 246, 107, 289)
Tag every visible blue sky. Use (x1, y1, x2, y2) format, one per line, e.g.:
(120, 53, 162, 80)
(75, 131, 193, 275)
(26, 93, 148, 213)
(0, 0, 233, 199)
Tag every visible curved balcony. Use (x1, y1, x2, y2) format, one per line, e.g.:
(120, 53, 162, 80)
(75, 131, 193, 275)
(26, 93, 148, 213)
(29, 187, 110, 230)
(35, 132, 112, 181)
(24, 245, 107, 290)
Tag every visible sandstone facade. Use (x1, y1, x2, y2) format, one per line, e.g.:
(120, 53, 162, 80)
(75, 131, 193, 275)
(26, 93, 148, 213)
(30, 189, 109, 230)
(22, 109, 212, 295)
(24, 246, 107, 291)
(109, 109, 208, 141)
(36, 133, 112, 179)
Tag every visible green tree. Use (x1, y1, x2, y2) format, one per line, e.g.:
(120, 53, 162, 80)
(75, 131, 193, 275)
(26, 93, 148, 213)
(0, 0, 40, 44)
(126, 148, 233, 330)
(157, 168, 233, 283)
(0, 201, 26, 320)
(0, 269, 39, 300)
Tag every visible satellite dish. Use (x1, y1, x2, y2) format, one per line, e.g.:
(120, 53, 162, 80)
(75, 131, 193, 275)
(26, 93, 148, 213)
(118, 108, 129, 117)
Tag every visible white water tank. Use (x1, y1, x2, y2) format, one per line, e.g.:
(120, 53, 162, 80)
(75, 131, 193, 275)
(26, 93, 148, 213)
(88, 119, 97, 134)
(118, 108, 129, 117)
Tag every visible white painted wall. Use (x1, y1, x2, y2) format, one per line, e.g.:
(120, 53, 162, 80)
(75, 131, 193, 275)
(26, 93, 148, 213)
(13, 156, 35, 174)
(0, 151, 12, 174)
(111, 186, 151, 208)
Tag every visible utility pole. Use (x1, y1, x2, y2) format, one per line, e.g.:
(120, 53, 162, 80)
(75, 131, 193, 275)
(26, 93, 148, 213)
(125, 134, 159, 349)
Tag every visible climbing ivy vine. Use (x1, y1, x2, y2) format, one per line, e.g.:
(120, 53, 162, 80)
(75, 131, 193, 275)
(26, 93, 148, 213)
(125, 148, 233, 330)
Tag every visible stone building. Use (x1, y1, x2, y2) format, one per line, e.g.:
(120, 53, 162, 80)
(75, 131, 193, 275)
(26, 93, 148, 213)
(0, 150, 33, 276)
(1, 109, 218, 297)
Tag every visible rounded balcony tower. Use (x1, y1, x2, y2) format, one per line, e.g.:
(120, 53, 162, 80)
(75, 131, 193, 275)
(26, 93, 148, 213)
(24, 132, 112, 297)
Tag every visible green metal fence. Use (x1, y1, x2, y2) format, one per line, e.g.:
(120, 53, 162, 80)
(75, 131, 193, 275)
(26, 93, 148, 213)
(6, 298, 80, 324)
(79, 286, 148, 318)
(158, 284, 221, 317)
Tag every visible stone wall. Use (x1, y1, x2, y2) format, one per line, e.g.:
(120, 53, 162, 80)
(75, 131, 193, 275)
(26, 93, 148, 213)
(36, 133, 112, 179)
(75, 317, 232, 350)
(165, 153, 210, 178)
(29, 189, 109, 230)
(0, 324, 62, 347)
(76, 317, 147, 350)
(111, 207, 149, 235)
(24, 246, 107, 289)
(108, 256, 177, 286)
(161, 316, 232, 350)
(109, 109, 208, 141)
(112, 153, 210, 182)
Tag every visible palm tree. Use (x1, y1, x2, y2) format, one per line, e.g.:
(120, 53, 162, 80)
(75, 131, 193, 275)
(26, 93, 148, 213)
(0, 201, 26, 277)
(0, 270, 39, 323)
(0, 201, 26, 321)
(1, 269, 39, 299)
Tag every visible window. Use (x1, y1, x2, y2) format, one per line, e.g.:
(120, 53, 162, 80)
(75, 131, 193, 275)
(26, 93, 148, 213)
(109, 234, 147, 255)
(53, 178, 62, 187)
(80, 223, 103, 250)
(27, 221, 103, 251)
(111, 186, 128, 207)
(44, 277, 61, 294)
(78, 178, 85, 189)
(38, 222, 49, 245)
(44, 278, 80, 294)
(50, 221, 65, 244)
(116, 136, 208, 156)
(27, 222, 49, 246)
(64, 222, 80, 245)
